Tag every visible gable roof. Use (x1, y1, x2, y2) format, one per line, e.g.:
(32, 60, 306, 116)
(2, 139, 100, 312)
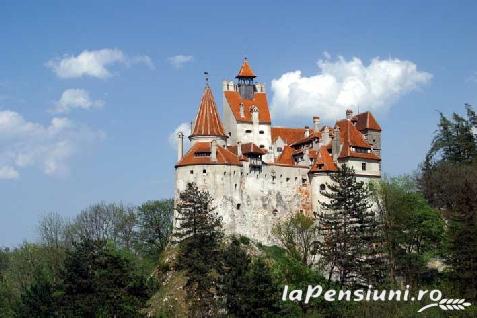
(310, 147, 338, 172)
(335, 120, 381, 161)
(335, 119, 372, 149)
(224, 91, 271, 124)
(176, 142, 241, 167)
(353, 111, 382, 132)
(190, 85, 226, 137)
(236, 58, 256, 78)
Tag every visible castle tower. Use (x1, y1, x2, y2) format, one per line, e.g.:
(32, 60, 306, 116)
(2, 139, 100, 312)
(222, 58, 273, 162)
(189, 84, 227, 146)
(236, 57, 256, 100)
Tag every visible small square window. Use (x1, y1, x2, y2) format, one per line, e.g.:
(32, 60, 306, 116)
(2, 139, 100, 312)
(245, 129, 252, 133)
(277, 147, 283, 152)
(203, 169, 207, 174)
(190, 170, 194, 174)
(259, 130, 264, 134)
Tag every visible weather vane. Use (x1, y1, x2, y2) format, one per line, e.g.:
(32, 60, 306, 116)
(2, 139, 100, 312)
(204, 71, 209, 84)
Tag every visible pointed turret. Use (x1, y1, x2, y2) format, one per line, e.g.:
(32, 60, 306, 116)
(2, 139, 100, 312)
(236, 57, 256, 78)
(189, 85, 227, 145)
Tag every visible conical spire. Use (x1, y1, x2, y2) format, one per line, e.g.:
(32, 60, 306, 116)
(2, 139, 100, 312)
(190, 85, 226, 138)
(236, 57, 256, 78)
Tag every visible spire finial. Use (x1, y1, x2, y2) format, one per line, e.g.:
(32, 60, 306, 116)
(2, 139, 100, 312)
(204, 71, 209, 85)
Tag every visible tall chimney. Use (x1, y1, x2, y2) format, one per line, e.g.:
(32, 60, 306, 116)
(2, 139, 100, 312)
(304, 126, 310, 138)
(346, 109, 353, 120)
(236, 141, 242, 157)
(177, 132, 184, 161)
(211, 140, 217, 162)
(313, 116, 321, 132)
(322, 127, 330, 145)
(332, 126, 341, 162)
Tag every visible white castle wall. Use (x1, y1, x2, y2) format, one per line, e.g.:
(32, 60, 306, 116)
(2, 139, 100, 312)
(175, 163, 311, 244)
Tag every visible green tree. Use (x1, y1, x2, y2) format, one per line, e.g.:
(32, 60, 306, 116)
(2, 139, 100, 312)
(174, 183, 224, 317)
(420, 105, 477, 299)
(374, 177, 445, 286)
(221, 237, 252, 317)
(135, 199, 174, 259)
(244, 258, 281, 318)
(16, 272, 57, 318)
(317, 164, 384, 287)
(272, 213, 319, 267)
(57, 240, 150, 317)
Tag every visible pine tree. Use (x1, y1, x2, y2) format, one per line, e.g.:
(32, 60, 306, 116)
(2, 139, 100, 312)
(316, 164, 384, 287)
(174, 182, 224, 317)
(56, 240, 150, 317)
(221, 237, 252, 317)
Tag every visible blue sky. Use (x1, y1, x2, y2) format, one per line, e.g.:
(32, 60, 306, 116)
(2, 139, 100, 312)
(1, 1, 477, 246)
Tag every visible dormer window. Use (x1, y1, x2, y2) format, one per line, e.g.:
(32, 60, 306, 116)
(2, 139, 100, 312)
(195, 151, 211, 157)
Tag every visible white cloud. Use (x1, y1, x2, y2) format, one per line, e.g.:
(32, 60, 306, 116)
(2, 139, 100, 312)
(46, 48, 154, 79)
(169, 122, 191, 149)
(0, 110, 104, 179)
(52, 89, 104, 113)
(270, 55, 432, 121)
(168, 55, 194, 68)
(0, 166, 19, 180)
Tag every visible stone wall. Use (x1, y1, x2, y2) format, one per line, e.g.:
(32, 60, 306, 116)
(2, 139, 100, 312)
(175, 163, 310, 244)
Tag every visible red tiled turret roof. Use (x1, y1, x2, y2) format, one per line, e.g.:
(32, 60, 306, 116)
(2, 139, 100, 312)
(190, 85, 227, 138)
(236, 58, 256, 78)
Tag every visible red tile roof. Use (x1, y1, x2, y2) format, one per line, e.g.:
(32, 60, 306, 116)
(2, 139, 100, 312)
(310, 147, 338, 172)
(334, 120, 381, 161)
(275, 145, 295, 166)
(290, 131, 322, 147)
(335, 119, 371, 149)
(236, 58, 256, 78)
(271, 127, 312, 144)
(176, 142, 241, 167)
(190, 86, 227, 138)
(353, 111, 381, 132)
(227, 143, 267, 155)
(224, 91, 271, 124)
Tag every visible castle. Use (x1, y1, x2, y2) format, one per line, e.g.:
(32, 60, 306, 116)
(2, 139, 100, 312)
(175, 59, 382, 244)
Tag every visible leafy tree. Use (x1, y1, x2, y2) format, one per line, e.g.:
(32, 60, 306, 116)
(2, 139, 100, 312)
(317, 164, 384, 287)
(374, 177, 445, 286)
(135, 199, 174, 259)
(66, 202, 136, 249)
(272, 213, 319, 267)
(174, 183, 223, 317)
(16, 272, 57, 318)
